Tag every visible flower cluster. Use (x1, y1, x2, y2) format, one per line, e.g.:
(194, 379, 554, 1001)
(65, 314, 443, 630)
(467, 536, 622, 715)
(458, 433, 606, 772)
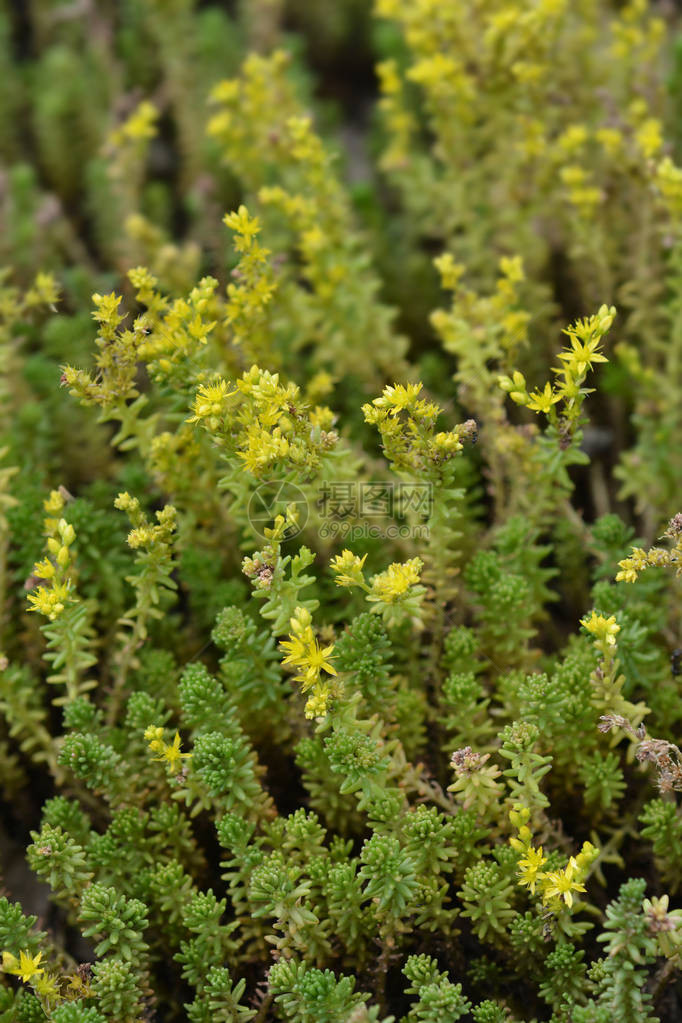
(5, 3, 682, 1020)
(363, 383, 464, 479)
(186, 379, 237, 430)
(369, 557, 424, 605)
(616, 514, 682, 583)
(499, 305, 616, 432)
(114, 492, 177, 552)
(279, 606, 339, 719)
(331, 552, 426, 627)
(223, 204, 277, 358)
(1, 948, 85, 1012)
(510, 806, 598, 909)
(188, 364, 337, 479)
(431, 255, 530, 424)
(108, 100, 159, 147)
(26, 491, 76, 621)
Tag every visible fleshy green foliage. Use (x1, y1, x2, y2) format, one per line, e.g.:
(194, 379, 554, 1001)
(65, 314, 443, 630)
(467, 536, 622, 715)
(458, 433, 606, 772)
(583, 879, 659, 1023)
(3, 2, 682, 1022)
(79, 885, 149, 960)
(192, 731, 262, 810)
(185, 965, 255, 1023)
(269, 958, 374, 1023)
(334, 612, 394, 714)
(89, 958, 146, 1022)
(0, 899, 45, 961)
(51, 1005, 106, 1023)
(402, 955, 471, 1022)
(26, 824, 93, 905)
(639, 799, 682, 892)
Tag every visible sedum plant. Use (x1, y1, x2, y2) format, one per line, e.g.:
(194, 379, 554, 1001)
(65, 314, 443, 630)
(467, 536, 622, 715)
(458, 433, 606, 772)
(3, 1, 682, 1021)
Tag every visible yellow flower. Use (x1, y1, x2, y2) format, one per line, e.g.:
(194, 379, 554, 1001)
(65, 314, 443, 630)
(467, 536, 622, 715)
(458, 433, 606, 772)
(542, 857, 586, 908)
(237, 425, 290, 476)
(280, 622, 337, 688)
(370, 558, 423, 604)
(306, 370, 335, 402)
(145, 726, 191, 773)
(370, 382, 423, 416)
(559, 307, 614, 374)
(223, 205, 261, 249)
(186, 379, 235, 425)
(595, 126, 622, 155)
(33, 558, 55, 580)
(26, 582, 70, 621)
(580, 611, 620, 646)
(43, 490, 64, 515)
(127, 527, 153, 550)
(517, 845, 547, 894)
(303, 688, 331, 719)
(557, 124, 588, 153)
(509, 804, 531, 830)
(434, 253, 465, 290)
(657, 156, 682, 215)
(3, 950, 44, 984)
(162, 732, 190, 772)
(280, 606, 338, 718)
(558, 334, 608, 377)
(33, 972, 60, 1002)
(58, 519, 75, 549)
(303, 643, 336, 684)
(433, 431, 462, 456)
(107, 101, 158, 149)
(29, 272, 59, 308)
(636, 118, 662, 160)
(114, 491, 137, 514)
(499, 255, 524, 282)
(526, 382, 561, 415)
(575, 840, 599, 873)
(144, 725, 164, 749)
(616, 546, 649, 583)
(331, 550, 367, 589)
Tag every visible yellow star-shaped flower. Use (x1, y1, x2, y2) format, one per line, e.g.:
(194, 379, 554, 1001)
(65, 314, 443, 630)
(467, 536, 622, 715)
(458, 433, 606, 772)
(3, 950, 44, 983)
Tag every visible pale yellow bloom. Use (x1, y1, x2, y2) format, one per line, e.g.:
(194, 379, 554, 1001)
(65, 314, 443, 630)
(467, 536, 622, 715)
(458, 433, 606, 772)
(580, 611, 620, 646)
(331, 550, 367, 589)
(280, 606, 338, 718)
(370, 558, 423, 604)
(542, 857, 586, 908)
(517, 845, 547, 894)
(3, 950, 44, 984)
